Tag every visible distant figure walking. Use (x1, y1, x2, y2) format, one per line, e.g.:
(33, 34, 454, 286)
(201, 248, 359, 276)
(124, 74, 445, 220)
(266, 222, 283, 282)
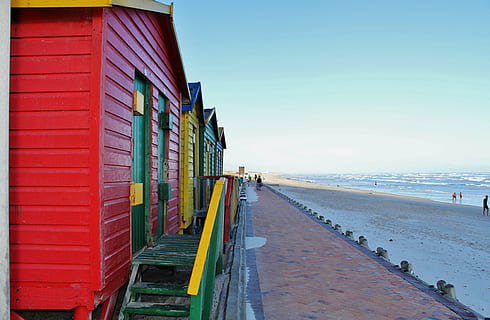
(459, 192, 463, 203)
(452, 192, 457, 202)
(483, 195, 489, 216)
(256, 175, 262, 191)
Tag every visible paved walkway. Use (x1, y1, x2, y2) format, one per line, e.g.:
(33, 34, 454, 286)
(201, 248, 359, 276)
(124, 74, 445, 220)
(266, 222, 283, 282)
(245, 184, 477, 320)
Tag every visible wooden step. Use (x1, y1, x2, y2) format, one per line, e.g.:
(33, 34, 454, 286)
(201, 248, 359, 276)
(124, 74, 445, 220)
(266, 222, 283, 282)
(131, 282, 188, 296)
(124, 302, 190, 317)
(133, 235, 200, 267)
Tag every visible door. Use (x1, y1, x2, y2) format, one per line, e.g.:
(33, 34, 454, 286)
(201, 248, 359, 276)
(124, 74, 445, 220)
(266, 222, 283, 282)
(131, 73, 149, 252)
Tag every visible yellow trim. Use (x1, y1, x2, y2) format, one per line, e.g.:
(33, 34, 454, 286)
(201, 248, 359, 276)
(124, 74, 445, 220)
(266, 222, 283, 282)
(11, 0, 172, 14)
(187, 180, 224, 295)
(12, 0, 112, 7)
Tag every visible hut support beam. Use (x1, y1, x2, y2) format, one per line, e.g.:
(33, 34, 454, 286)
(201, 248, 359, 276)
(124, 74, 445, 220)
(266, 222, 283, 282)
(0, 1, 10, 318)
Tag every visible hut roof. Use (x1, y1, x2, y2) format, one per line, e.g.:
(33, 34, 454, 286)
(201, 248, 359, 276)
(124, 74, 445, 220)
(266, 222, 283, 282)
(12, 0, 172, 14)
(12, 0, 190, 101)
(182, 82, 202, 112)
(218, 127, 227, 149)
(204, 108, 219, 138)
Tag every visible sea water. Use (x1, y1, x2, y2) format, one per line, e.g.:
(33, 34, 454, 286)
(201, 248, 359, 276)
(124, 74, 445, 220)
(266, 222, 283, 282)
(287, 172, 490, 208)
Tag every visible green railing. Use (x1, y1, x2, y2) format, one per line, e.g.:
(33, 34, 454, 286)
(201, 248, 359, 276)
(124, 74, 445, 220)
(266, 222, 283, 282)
(187, 178, 226, 319)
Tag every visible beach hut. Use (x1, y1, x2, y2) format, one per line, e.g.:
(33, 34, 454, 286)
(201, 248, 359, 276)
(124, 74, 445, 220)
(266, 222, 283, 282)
(200, 108, 219, 176)
(9, 1, 189, 318)
(216, 127, 226, 175)
(180, 82, 204, 232)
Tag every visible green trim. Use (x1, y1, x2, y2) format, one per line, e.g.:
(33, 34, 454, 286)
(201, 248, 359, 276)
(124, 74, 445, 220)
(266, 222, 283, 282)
(156, 93, 166, 238)
(143, 78, 152, 247)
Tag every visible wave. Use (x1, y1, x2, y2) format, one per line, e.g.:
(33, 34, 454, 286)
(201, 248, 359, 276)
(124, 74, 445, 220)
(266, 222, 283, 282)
(288, 172, 490, 207)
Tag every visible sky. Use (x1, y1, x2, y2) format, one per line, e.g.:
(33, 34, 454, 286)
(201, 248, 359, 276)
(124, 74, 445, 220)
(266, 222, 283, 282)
(170, 0, 490, 174)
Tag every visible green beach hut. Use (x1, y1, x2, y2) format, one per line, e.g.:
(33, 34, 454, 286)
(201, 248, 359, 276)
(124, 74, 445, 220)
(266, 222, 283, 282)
(200, 108, 219, 176)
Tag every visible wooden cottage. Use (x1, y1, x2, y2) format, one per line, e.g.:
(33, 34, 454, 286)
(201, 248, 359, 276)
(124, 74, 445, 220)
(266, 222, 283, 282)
(9, 0, 189, 318)
(200, 108, 219, 176)
(216, 127, 226, 175)
(180, 82, 204, 232)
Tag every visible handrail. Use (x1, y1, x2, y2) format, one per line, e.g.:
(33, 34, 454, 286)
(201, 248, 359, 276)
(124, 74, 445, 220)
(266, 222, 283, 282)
(188, 179, 225, 295)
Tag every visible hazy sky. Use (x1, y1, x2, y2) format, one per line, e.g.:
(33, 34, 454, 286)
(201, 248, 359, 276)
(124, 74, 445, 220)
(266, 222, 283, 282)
(171, 1, 490, 174)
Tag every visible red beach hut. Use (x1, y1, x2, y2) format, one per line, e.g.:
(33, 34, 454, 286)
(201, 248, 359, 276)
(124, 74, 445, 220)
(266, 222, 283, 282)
(9, 1, 189, 318)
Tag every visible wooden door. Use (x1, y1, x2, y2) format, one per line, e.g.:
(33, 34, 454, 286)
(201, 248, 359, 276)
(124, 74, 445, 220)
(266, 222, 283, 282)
(131, 74, 149, 252)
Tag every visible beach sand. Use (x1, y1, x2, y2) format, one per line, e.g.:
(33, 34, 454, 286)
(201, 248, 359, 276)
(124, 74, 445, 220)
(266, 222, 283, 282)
(259, 172, 490, 316)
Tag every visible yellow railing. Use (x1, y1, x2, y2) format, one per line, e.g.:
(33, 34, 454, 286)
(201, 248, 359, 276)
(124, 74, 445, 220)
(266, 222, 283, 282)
(187, 178, 225, 319)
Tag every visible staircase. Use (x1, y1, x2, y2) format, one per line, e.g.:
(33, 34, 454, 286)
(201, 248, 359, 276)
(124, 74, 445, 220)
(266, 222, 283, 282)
(119, 235, 201, 319)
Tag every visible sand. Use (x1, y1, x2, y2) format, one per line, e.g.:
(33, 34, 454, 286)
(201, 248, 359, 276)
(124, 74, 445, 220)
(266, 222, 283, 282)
(259, 172, 490, 317)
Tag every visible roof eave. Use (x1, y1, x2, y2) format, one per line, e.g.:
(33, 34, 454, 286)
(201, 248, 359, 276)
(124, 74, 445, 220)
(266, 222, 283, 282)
(11, 0, 173, 14)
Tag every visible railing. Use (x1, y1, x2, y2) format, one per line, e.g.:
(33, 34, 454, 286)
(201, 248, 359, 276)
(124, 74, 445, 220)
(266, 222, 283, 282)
(187, 178, 226, 320)
(196, 175, 239, 242)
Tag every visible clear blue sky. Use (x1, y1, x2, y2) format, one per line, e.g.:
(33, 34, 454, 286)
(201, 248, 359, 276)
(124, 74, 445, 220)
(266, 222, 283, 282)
(171, 0, 490, 174)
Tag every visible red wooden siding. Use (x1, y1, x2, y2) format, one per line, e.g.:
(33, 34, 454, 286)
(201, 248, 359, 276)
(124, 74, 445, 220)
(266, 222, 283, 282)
(9, 8, 100, 309)
(100, 7, 182, 285)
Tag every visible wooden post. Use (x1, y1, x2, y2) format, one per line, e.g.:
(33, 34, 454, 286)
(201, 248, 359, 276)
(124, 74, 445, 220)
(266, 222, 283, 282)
(0, 1, 10, 318)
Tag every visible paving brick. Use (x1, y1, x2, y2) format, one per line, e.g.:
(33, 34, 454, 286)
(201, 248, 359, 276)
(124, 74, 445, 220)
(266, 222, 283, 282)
(245, 186, 476, 320)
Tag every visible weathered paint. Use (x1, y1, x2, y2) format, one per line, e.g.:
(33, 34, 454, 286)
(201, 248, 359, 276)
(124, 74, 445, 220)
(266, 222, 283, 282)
(180, 82, 204, 230)
(9, 4, 188, 313)
(1, 2, 10, 318)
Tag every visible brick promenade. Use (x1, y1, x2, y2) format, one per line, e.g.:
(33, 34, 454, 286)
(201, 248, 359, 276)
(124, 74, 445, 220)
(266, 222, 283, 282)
(245, 184, 477, 320)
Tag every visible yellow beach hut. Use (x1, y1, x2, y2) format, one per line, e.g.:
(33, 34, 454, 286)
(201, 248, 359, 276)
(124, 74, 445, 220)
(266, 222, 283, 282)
(179, 82, 204, 232)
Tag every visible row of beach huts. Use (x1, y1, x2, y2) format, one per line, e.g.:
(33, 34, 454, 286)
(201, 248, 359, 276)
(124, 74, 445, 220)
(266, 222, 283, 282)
(5, 1, 236, 319)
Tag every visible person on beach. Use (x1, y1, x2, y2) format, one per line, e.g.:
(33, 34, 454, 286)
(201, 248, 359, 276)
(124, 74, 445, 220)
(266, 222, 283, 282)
(483, 195, 489, 216)
(452, 192, 457, 202)
(256, 175, 262, 191)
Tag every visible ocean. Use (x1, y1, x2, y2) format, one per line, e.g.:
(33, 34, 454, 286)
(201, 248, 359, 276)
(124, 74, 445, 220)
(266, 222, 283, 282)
(286, 172, 490, 208)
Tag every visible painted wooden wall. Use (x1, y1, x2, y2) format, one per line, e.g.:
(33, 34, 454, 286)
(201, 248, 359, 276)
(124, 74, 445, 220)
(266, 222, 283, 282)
(180, 111, 199, 230)
(216, 127, 226, 175)
(100, 5, 185, 293)
(201, 108, 219, 176)
(180, 83, 203, 231)
(9, 8, 101, 309)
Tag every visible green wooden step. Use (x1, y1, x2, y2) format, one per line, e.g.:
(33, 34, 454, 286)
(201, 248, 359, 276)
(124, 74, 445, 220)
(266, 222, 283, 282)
(131, 282, 188, 296)
(124, 302, 190, 317)
(133, 235, 200, 267)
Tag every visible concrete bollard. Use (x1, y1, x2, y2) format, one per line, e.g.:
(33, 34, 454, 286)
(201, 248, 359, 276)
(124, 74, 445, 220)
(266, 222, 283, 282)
(400, 260, 413, 273)
(334, 224, 342, 232)
(345, 230, 354, 239)
(437, 280, 446, 292)
(376, 247, 388, 259)
(359, 237, 369, 248)
(444, 284, 456, 299)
